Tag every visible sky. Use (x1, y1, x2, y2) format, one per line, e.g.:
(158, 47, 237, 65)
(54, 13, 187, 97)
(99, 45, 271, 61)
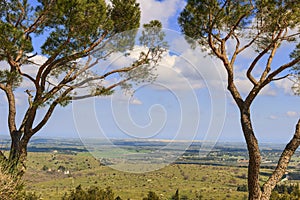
(0, 0, 299, 144)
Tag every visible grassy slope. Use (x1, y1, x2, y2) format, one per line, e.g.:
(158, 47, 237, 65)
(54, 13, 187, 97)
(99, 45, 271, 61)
(23, 152, 255, 200)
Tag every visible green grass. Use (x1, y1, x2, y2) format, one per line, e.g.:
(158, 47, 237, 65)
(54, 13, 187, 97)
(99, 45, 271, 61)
(23, 151, 299, 200)
(23, 151, 251, 199)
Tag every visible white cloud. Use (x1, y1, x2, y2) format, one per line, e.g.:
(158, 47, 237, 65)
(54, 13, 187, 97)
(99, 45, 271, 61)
(108, 91, 143, 105)
(0, 91, 29, 106)
(274, 78, 294, 95)
(105, 44, 207, 91)
(0, 61, 9, 70)
(27, 54, 47, 66)
(173, 38, 277, 97)
(0, 94, 7, 106)
(153, 47, 227, 91)
(15, 92, 28, 106)
(269, 115, 278, 120)
(137, 0, 186, 28)
(130, 98, 142, 105)
(286, 111, 299, 118)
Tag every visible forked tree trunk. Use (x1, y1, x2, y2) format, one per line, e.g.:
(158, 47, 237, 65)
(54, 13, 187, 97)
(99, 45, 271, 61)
(7, 132, 30, 176)
(9, 131, 23, 161)
(241, 108, 300, 200)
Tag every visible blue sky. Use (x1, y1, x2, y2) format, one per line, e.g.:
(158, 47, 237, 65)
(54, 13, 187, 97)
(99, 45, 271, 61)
(0, 0, 299, 144)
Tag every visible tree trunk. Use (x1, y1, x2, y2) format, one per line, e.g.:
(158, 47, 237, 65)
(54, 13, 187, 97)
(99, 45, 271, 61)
(240, 109, 262, 200)
(8, 131, 29, 176)
(9, 131, 23, 161)
(241, 112, 300, 200)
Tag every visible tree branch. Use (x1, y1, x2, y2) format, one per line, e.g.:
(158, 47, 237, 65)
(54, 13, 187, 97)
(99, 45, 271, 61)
(24, 0, 55, 35)
(264, 56, 300, 85)
(259, 43, 279, 83)
(38, 36, 72, 91)
(246, 30, 283, 85)
(32, 100, 58, 134)
(14, 0, 26, 28)
(280, 32, 300, 40)
(223, 59, 244, 109)
(16, 66, 36, 84)
(4, 86, 17, 133)
(230, 33, 240, 66)
(71, 77, 131, 101)
(39, 31, 109, 92)
(236, 31, 261, 55)
(272, 74, 290, 81)
(262, 119, 300, 198)
(224, 11, 251, 42)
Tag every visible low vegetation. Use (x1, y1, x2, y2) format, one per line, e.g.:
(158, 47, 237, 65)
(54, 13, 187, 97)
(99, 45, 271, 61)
(21, 151, 299, 199)
(0, 162, 22, 200)
(1, 139, 299, 199)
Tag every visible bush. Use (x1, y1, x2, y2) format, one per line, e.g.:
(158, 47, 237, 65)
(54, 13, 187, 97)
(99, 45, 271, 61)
(62, 185, 119, 200)
(237, 184, 248, 192)
(142, 191, 160, 200)
(0, 161, 23, 200)
(270, 184, 300, 200)
(20, 192, 41, 200)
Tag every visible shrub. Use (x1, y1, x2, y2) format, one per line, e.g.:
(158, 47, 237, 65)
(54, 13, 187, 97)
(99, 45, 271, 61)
(0, 161, 23, 200)
(62, 185, 118, 200)
(270, 184, 300, 200)
(237, 184, 248, 192)
(142, 191, 160, 200)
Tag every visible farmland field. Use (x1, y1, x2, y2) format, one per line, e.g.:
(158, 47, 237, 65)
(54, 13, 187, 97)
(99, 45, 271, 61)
(1, 137, 299, 199)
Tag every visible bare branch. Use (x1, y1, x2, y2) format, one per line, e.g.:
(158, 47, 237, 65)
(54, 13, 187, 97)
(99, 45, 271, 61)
(236, 32, 261, 54)
(16, 66, 36, 84)
(264, 56, 300, 84)
(32, 98, 60, 134)
(223, 59, 244, 109)
(259, 43, 279, 83)
(224, 11, 252, 42)
(27, 53, 38, 59)
(272, 74, 290, 81)
(246, 30, 283, 85)
(72, 47, 153, 90)
(230, 33, 240, 66)
(280, 32, 300, 40)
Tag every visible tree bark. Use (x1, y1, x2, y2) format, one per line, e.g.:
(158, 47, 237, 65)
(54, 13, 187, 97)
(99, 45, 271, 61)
(240, 109, 262, 200)
(8, 131, 30, 176)
(260, 119, 300, 200)
(9, 131, 23, 161)
(240, 114, 300, 200)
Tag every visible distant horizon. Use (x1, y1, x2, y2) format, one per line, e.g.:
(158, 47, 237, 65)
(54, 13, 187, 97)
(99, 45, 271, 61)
(0, 133, 292, 145)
